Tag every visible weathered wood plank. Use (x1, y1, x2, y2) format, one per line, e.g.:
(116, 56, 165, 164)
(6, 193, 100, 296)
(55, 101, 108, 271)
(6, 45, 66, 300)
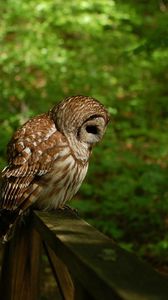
(32, 209, 168, 300)
(0, 217, 41, 300)
(44, 242, 94, 300)
(44, 242, 74, 300)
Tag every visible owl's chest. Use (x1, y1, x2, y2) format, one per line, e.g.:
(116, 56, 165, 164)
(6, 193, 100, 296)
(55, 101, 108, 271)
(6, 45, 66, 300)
(38, 154, 88, 210)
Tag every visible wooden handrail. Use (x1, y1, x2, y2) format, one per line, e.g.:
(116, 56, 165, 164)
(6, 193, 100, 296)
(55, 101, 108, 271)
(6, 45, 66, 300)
(0, 209, 168, 300)
(0, 215, 41, 300)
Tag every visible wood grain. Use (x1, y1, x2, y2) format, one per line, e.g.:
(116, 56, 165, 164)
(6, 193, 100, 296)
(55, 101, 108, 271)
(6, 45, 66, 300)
(32, 209, 168, 300)
(0, 217, 41, 300)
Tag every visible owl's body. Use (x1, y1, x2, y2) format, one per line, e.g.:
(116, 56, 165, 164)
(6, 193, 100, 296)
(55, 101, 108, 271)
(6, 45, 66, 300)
(0, 95, 109, 242)
(35, 147, 88, 210)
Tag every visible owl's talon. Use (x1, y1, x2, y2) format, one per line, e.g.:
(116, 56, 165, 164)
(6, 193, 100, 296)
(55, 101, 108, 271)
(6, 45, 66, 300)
(61, 205, 79, 215)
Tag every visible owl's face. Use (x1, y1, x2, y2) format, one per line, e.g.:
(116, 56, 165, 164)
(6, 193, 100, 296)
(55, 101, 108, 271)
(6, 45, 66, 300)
(77, 115, 107, 145)
(50, 95, 109, 160)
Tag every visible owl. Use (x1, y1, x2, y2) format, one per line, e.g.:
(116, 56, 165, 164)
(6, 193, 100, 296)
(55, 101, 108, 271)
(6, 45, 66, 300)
(0, 95, 109, 242)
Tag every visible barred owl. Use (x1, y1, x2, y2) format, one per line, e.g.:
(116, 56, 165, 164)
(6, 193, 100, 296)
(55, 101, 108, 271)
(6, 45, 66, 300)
(0, 95, 109, 242)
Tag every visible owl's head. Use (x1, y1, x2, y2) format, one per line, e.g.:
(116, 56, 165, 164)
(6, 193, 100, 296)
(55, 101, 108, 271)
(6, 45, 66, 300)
(51, 95, 109, 143)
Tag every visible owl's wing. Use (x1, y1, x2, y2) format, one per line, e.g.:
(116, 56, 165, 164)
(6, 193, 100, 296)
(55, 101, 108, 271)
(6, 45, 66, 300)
(0, 113, 68, 211)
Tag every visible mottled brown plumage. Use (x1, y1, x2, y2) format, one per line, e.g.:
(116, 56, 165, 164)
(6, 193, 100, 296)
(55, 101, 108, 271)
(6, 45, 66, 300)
(0, 95, 109, 242)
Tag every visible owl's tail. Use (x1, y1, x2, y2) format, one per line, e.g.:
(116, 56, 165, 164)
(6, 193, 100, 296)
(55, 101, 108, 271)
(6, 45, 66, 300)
(0, 209, 20, 243)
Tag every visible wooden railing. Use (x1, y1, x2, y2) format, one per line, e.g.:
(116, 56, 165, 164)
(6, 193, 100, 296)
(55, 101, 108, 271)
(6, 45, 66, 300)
(0, 209, 168, 300)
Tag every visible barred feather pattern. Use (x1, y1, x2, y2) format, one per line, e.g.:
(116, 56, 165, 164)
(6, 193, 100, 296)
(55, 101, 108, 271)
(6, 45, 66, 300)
(0, 95, 109, 242)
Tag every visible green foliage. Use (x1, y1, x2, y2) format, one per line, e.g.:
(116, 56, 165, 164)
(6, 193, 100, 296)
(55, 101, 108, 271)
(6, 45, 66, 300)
(0, 0, 168, 272)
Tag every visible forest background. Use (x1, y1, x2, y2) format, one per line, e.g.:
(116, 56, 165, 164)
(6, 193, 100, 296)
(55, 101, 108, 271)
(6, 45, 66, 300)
(0, 0, 168, 278)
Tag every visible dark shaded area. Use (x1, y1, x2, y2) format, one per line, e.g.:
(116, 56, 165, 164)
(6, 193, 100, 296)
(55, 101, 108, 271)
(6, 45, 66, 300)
(0, 209, 19, 240)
